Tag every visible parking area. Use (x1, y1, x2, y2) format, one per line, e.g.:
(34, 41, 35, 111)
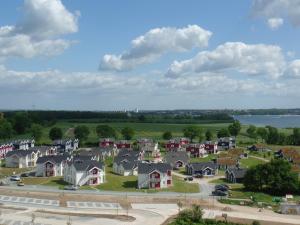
(0, 218, 51, 225)
(0, 195, 59, 207)
(67, 201, 121, 209)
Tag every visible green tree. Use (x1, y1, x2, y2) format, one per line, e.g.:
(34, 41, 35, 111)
(49, 127, 63, 140)
(217, 128, 230, 138)
(12, 112, 31, 134)
(74, 125, 90, 142)
(266, 126, 279, 144)
(162, 131, 172, 140)
(291, 128, 300, 145)
(121, 127, 135, 140)
(246, 125, 257, 139)
(0, 120, 14, 140)
(183, 126, 203, 143)
(228, 120, 241, 137)
(205, 130, 213, 141)
(30, 124, 43, 142)
(256, 127, 268, 142)
(278, 132, 287, 145)
(96, 125, 117, 138)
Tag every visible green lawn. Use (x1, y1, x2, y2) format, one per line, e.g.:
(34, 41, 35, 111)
(0, 167, 32, 179)
(22, 176, 68, 189)
(240, 157, 266, 168)
(189, 154, 216, 163)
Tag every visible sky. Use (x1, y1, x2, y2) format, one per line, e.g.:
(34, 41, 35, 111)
(1, 0, 300, 110)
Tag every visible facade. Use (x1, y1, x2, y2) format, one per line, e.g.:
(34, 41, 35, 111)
(204, 141, 218, 154)
(165, 138, 188, 151)
(217, 137, 236, 150)
(31, 146, 57, 157)
(12, 139, 35, 150)
(138, 139, 160, 157)
(280, 203, 300, 215)
(99, 138, 115, 148)
(64, 158, 105, 186)
(164, 151, 189, 169)
(5, 149, 39, 168)
(138, 163, 172, 189)
(225, 168, 247, 183)
(0, 143, 13, 159)
(115, 140, 131, 149)
(186, 143, 207, 158)
(186, 162, 218, 176)
(78, 147, 118, 161)
(36, 155, 69, 177)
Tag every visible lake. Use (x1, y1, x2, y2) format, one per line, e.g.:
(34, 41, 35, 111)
(233, 115, 300, 128)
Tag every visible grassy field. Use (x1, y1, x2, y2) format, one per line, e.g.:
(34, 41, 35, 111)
(0, 167, 31, 179)
(22, 177, 68, 189)
(240, 157, 266, 168)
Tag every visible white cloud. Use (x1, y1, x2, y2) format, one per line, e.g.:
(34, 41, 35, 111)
(285, 60, 300, 77)
(267, 17, 284, 30)
(166, 42, 286, 79)
(252, 0, 300, 28)
(0, 0, 79, 59)
(99, 25, 212, 71)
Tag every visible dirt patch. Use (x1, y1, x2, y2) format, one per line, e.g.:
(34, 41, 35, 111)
(35, 210, 135, 222)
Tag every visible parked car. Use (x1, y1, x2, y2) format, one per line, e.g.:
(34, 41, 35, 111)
(21, 173, 29, 177)
(215, 185, 229, 192)
(212, 190, 227, 196)
(10, 175, 21, 181)
(193, 173, 203, 178)
(64, 185, 78, 191)
(17, 181, 25, 186)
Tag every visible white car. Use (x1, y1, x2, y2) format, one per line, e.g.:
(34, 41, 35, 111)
(10, 175, 21, 181)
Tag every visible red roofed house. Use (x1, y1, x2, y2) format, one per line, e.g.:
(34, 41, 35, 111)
(186, 143, 207, 158)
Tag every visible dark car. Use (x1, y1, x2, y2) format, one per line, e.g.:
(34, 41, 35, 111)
(21, 173, 29, 177)
(215, 185, 229, 192)
(184, 176, 193, 181)
(193, 174, 203, 178)
(64, 185, 78, 191)
(212, 190, 227, 196)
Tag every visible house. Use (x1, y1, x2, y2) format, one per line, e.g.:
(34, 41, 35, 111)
(5, 149, 39, 168)
(275, 148, 300, 162)
(186, 162, 218, 176)
(12, 139, 35, 150)
(115, 140, 131, 149)
(36, 155, 69, 177)
(217, 137, 236, 150)
(113, 149, 143, 176)
(31, 146, 57, 157)
(248, 144, 271, 152)
(137, 139, 160, 157)
(216, 157, 238, 170)
(99, 138, 115, 148)
(0, 142, 13, 159)
(77, 147, 118, 161)
(186, 143, 207, 158)
(164, 151, 189, 169)
(225, 168, 247, 183)
(138, 162, 172, 189)
(64, 158, 105, 186)
(53, 139, 79, 154)
(204, 141, 218, 154)
(165, 138, 188, 151)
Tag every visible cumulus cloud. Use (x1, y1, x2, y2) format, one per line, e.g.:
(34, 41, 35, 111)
(0, 0, 79, 59)
(267, 17, 284, 29)
(285, 60, 300, 77)
(99, 25, 212, 71)
(166, 42, 286, 79)
(252, 0, 300, 28)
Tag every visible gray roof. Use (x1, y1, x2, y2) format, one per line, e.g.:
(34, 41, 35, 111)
(187, 162, 217, 171)
(120, 161, 138, 170)
(114, 149, 140, 164)
(138, 163, 172, 174)
(227, 168, 247, 179)
(36, 155, 68, 164)
(165, 152, 189, 165)
(6, 149, 38, 158)
(30, 146, 56, 153)
(71, 160, 104, 172)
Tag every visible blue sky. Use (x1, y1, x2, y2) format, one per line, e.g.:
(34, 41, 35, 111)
(1, 0, 300, 110)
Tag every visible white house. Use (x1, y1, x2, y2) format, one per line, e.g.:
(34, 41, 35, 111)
(36, 155, 69, 177)
(12, 139, 35, 150)
(31, 146, 58, 157)
(138, 163, 172, 189)
(5, 149, 39, 168)
(113, 149, 143, 176)
(0, 143, 13, 159)
(64, 158, 105, 186)
(53, 139, 79, 154)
